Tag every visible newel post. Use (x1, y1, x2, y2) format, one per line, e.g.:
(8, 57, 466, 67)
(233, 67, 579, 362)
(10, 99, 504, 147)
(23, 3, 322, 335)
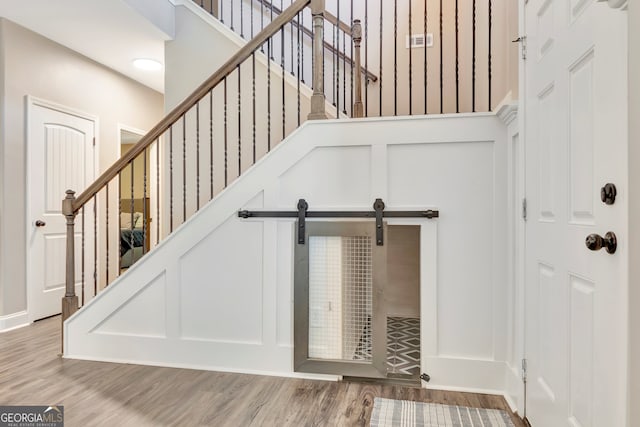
(61, 190, 78, 324)
(308, 0, 328, 120)
(352, 19, 364, 118)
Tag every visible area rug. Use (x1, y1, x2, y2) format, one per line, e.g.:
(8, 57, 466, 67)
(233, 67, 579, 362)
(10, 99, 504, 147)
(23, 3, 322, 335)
(370, 398, 515, 427)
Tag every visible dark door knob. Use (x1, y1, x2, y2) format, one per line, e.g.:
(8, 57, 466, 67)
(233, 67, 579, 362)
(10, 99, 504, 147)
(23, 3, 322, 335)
(600, 183, 617, 205)
(35, 220, 46, 227)
(585, 232, 617, 254)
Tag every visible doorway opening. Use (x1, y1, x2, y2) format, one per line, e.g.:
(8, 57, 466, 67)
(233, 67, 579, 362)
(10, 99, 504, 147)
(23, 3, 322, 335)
(385, 225, 421, 381)
(294, 222, 421, 384)
(118, 128, 151, 271)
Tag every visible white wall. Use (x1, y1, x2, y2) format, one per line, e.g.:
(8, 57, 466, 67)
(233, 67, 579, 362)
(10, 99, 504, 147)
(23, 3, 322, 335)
(386, 225, 420, 318)
(0, 19, 163, 325)
(628, 2, 639, 425)
(123, 0, 175, 38)
(66, 113, 511, 394)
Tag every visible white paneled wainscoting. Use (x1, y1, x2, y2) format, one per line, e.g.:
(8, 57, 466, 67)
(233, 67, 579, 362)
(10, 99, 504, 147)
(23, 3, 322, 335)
(65, 112, 521, 408)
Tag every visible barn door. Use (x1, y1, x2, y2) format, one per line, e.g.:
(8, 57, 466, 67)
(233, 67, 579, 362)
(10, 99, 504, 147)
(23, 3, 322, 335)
(294, 221, 388, 378)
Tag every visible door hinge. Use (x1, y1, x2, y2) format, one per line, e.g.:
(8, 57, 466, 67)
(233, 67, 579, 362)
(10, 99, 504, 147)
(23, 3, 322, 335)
(522, 358, 528, 382)
(93, 137, 96, 146)
(513, 36, 527, 60)
(522, 198, 528, 221)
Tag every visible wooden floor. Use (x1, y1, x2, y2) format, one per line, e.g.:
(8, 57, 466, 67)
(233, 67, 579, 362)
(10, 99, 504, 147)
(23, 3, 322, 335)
(0, 316, 525, 426)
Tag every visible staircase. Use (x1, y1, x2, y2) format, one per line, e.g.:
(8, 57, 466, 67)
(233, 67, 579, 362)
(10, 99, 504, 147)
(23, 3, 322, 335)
(61, 0, 500, 317)
(60, 0, 517, 392)
(62, 0, 506, 351)
(62, 0, 320, 321)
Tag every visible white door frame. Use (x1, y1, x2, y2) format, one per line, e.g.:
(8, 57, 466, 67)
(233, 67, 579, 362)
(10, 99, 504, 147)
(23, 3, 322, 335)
(517, 0, 527, 417)
(384, 218, 437, 389)
(627, 3, 640, 425)
(25, 95, 100, 322)
(117, 123, 147, 157)
(499, 100, 526, 415)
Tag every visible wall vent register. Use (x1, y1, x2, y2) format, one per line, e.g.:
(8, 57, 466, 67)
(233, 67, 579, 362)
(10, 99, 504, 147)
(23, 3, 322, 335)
(406, 33, 434, 49)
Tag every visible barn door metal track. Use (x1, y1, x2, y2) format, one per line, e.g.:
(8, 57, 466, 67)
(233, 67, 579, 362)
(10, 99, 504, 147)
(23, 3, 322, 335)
(238, 198, 439, 245)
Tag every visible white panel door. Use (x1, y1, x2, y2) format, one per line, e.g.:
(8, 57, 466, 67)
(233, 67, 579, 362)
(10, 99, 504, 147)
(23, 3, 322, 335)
(28, 100, 96, 321)
(524, 1, 627, 426)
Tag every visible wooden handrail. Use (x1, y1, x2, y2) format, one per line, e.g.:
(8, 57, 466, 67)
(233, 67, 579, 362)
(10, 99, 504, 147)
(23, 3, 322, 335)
(243, 0, 378, 83)
(72, 0, 311, 211)
(322, 10, 349, 34)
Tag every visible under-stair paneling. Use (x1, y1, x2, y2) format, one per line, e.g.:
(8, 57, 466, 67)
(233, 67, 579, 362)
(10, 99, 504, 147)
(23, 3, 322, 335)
(92, 272, 167, 338)
(277, 146, 372, 208)
(388, 141, 496, 360)
(179, 217, 264, 343)
(66, 113, 510, 393)
(276, 221, 296, 347)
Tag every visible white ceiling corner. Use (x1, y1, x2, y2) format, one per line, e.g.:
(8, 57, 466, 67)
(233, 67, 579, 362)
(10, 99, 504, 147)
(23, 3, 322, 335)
(0, 0, 174, 93)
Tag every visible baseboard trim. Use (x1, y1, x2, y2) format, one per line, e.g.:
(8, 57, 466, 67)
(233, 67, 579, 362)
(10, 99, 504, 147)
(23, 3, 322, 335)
(62, 354, 341, 382)
(504, 363, 524, 414)
(422, 383, 507, 398)
(422, 356, 509, 393)
(503, 393, 518, 413)
(0, 311, 30, 333)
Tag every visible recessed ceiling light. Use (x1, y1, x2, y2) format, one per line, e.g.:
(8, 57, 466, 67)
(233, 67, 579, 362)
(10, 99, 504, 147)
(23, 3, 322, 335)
(133, 58, 162, 71)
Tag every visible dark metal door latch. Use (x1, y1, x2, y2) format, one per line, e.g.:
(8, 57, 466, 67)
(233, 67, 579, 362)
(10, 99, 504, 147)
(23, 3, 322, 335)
(585, 232, 617, 254)
(600, 183, 617, 205)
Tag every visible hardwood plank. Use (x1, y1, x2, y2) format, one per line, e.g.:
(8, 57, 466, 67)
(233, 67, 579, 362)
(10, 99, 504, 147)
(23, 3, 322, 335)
(0, 317, 525, 426)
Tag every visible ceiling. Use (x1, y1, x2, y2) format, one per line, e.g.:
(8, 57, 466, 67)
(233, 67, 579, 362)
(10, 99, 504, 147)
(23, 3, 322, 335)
(0, 0, 172, 93)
